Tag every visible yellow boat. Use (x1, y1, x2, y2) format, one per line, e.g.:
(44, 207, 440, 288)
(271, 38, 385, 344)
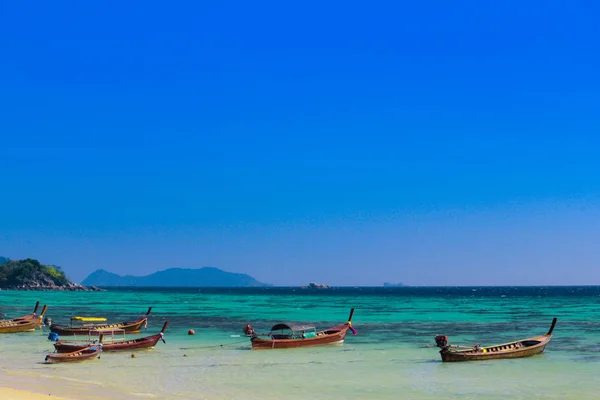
(0, 304, 47, 333)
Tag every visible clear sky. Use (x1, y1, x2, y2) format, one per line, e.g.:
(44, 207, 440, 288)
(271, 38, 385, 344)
(1, 1, 599, 286)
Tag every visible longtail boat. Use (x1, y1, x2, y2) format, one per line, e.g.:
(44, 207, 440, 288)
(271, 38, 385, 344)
(50, 307, 152, 335)
(54, 322, 168, 353)
(0, 301, 42, 323)
(0, 305, 48, 333)
(434, 318, 557, 362)
(45, 335, 103, 364)
(248, 309, 356, 350)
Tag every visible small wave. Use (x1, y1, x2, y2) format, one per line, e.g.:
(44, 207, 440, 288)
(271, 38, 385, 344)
(130, 392, 158, 398)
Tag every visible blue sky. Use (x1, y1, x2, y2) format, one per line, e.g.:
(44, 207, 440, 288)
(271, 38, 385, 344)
(1, 1, 599, 285)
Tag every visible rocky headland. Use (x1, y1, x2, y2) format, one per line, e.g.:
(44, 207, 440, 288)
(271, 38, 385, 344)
(0, 258, 104, 291)
(1, 283, 104, 291)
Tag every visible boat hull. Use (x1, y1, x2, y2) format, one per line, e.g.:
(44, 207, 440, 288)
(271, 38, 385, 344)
(0, 318, 42, 333)
(45, 347, 101, 364)
(441, 341, 548, 362)
(438, 318, 557, 362)
(55, 334, 162, 353)
(0, 304, 47, 333)
(251, 326, 349, 350)
(50, 318, 147, 336)
(54, 322, 168, 353)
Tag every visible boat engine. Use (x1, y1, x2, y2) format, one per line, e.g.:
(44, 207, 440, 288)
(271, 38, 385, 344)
(243, 324, 255, 336)
(435, 335, 449, 348)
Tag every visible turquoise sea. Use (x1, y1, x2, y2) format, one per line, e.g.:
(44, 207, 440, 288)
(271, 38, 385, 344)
(1, 287, 599, 399)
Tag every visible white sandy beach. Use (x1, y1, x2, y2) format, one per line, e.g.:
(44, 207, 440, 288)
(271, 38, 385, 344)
(0, 387, 72, 400)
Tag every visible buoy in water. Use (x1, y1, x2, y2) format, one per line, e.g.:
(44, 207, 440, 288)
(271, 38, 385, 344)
(188, 329, 195, 335)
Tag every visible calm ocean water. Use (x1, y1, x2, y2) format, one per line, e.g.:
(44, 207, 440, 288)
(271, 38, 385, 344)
(1, 287, 599, 399)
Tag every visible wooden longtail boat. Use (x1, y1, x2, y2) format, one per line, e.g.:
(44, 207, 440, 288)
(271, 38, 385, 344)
(54, 322, 168, 353)
(0, 305, 48, 333)
(0, 301, 42, 323)
(45, 335, 103, 364)
(248, 309, 356, 350)
(435, 318, 557, 362)
(50, 307, 152, 335)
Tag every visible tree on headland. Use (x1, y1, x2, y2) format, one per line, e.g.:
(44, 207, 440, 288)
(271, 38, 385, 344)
(0, 258, 70, 287)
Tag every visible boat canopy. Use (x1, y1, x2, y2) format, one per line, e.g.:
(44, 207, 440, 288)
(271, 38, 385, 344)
(270, 323, 316, 332)
(70, 317, 107, 322)
(88, 328, 125, 335)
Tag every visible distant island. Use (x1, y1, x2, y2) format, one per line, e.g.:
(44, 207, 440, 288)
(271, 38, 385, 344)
(0, 258, 101, 291)
(383, 282, 405, 287)
(301, 282, 330, 289)
(82, 267, 269, 287)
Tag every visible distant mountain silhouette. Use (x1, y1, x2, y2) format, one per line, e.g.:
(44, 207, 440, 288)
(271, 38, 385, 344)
(0, 256, 8, 265)
(81, 267, 269, 287)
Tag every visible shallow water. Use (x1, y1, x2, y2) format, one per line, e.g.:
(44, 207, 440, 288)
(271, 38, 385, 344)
(1, 287, 599, 399)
